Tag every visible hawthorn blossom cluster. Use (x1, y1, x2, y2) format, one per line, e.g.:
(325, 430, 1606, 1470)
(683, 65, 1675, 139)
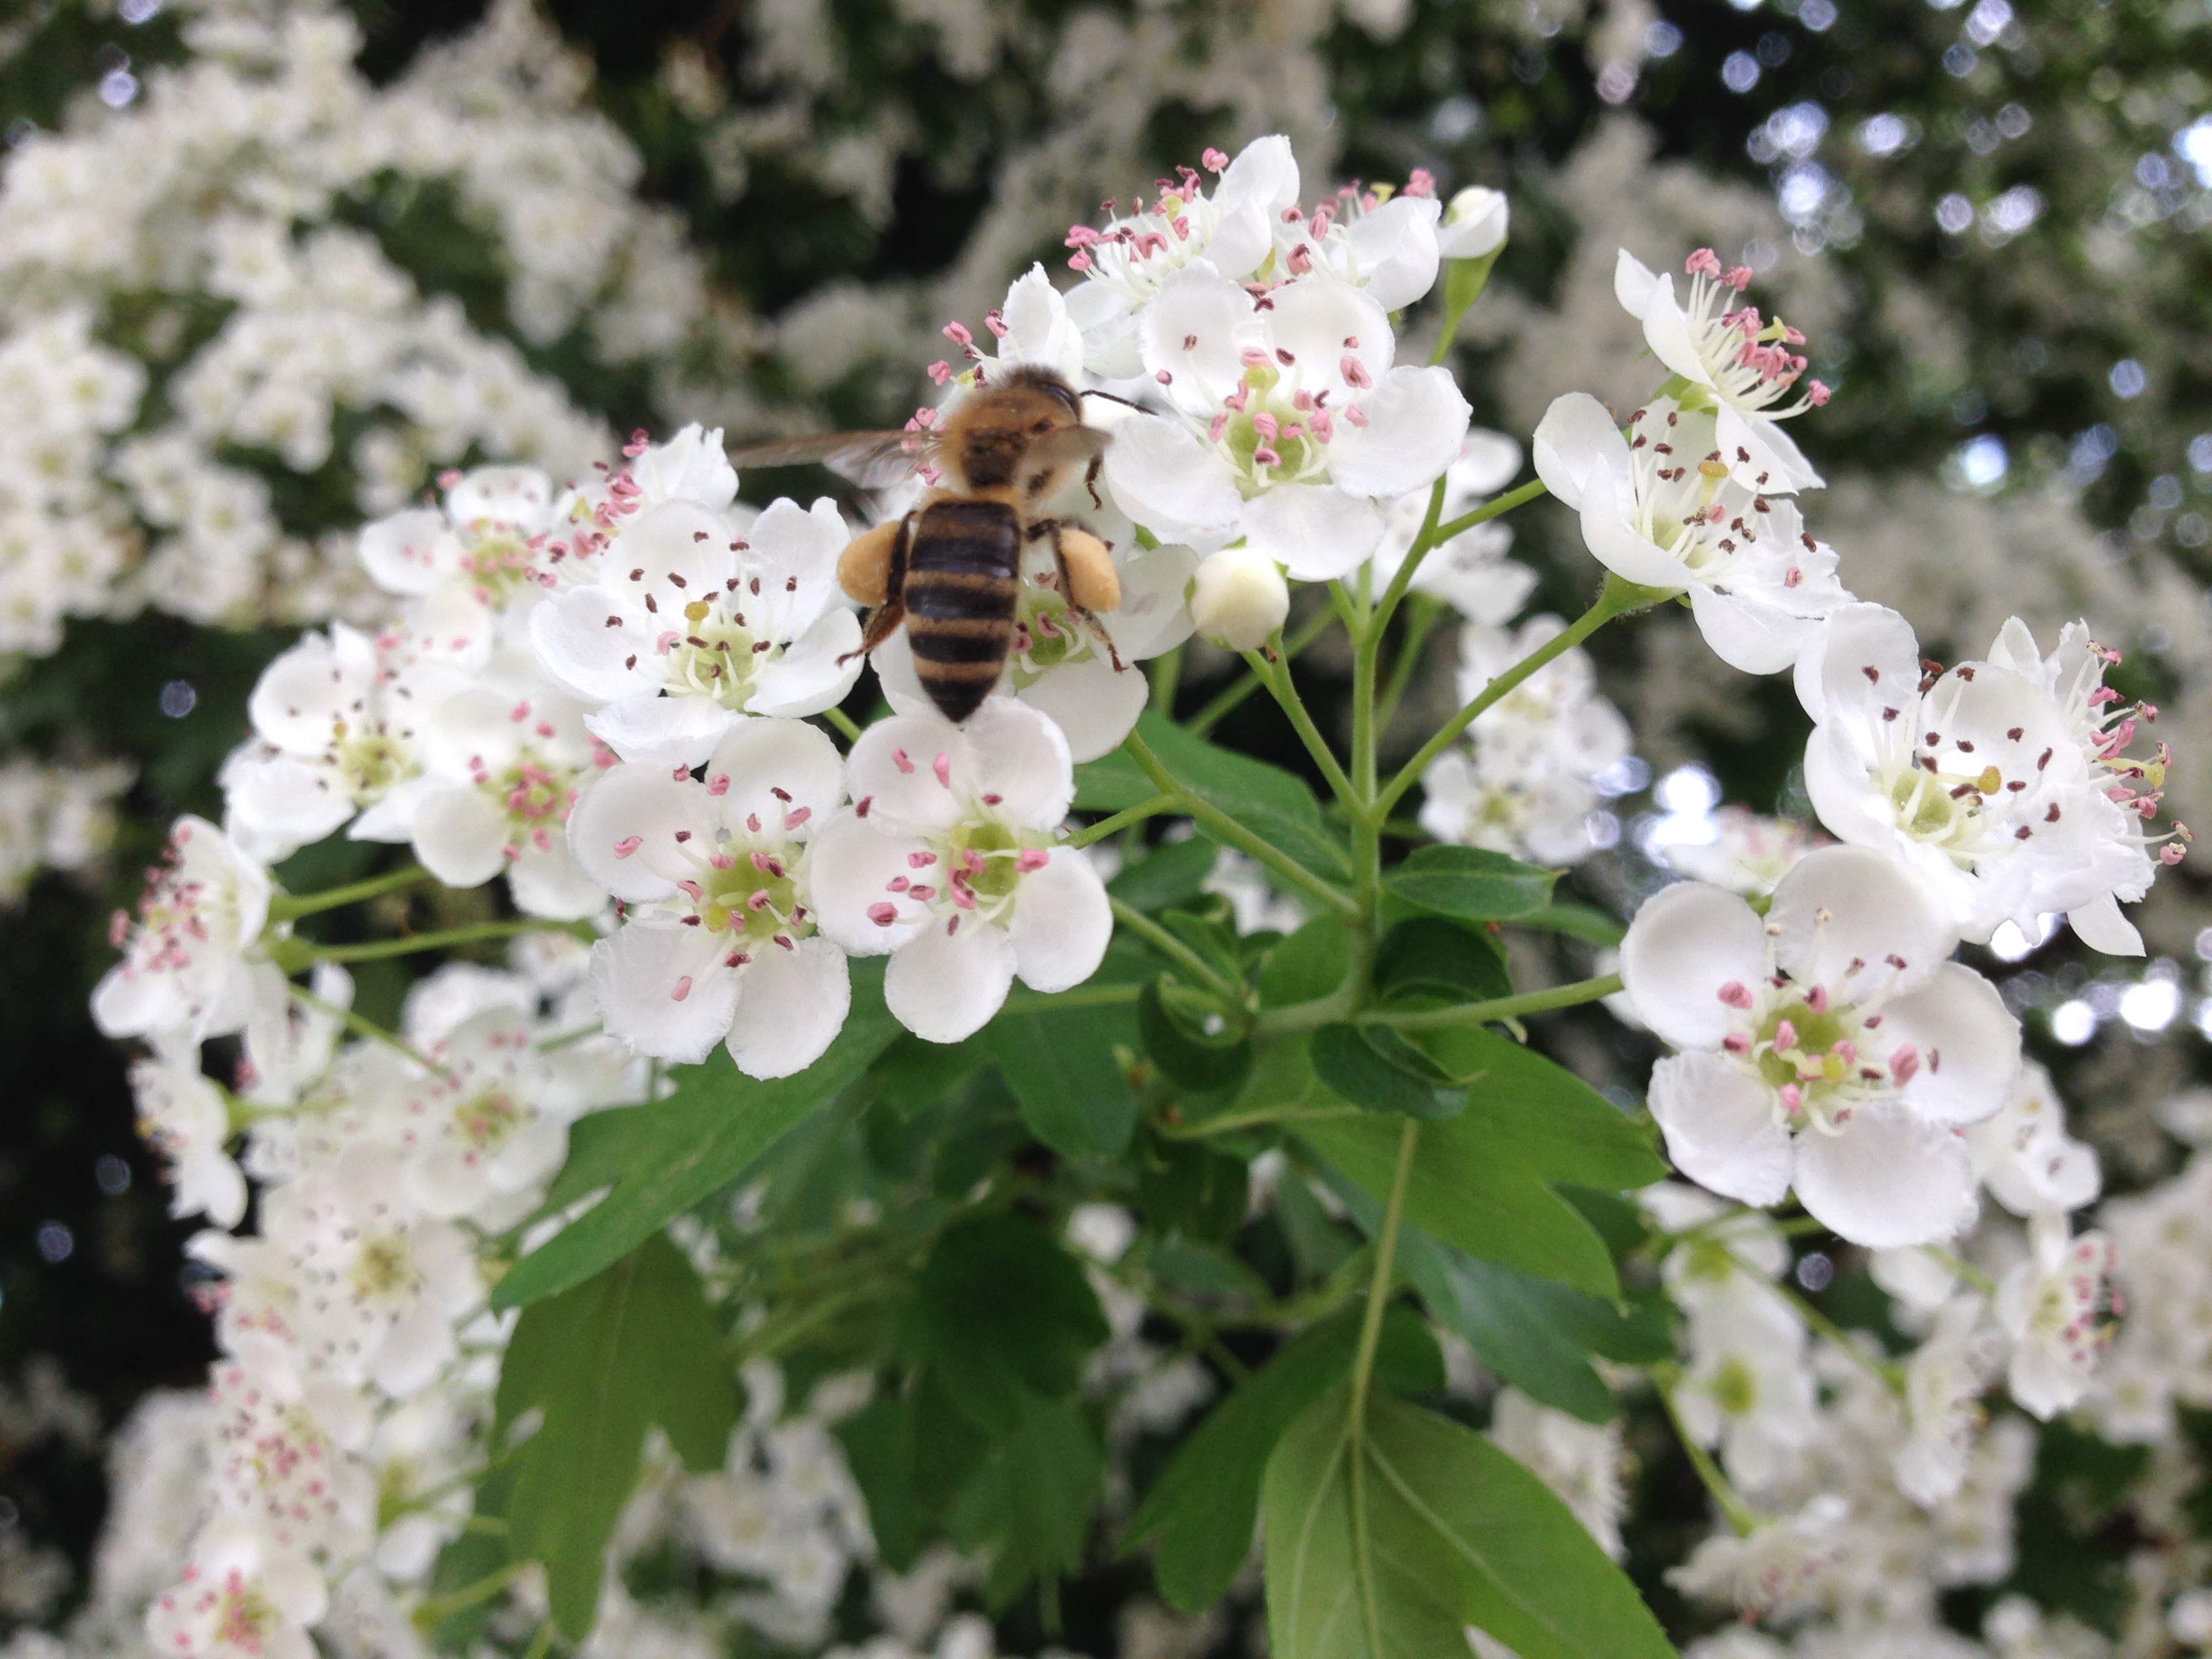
(0, 0, 702, 657)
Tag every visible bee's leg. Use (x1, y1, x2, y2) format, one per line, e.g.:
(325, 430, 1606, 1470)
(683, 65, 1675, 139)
(840, 598, 907, 665)
(836, 518, 906, 607)
(1083, 452, 1103, 509)
(1044, 523, 1127, 672)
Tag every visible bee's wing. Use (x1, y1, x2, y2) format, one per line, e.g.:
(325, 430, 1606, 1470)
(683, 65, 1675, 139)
(724, 430, 939, 490)
(1027, 425, 1113, 471)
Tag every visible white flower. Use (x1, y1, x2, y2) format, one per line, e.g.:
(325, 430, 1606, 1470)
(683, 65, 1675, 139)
(568, 719, 853, 1080)
(1488, 1388, 1626, 1559)
(1187, 545, 1290, 651)
(1966, 1061, 2100, 1217)
(1668, 1494, 1850, 1620)
(1418, 615, 1634, 865)
(1535, 393, 1850, 672)
(1620, 846, 2020, 1248)
(1437, 186, 1509, 260)
(1368, 430, 1536, 624)
(979, 263, 1087, 386)
(1614, 247, 1830, 492)
(1102, 264, 1470, 578)
(407, 649, 610, 918)
(811, 700, 1109, 1043)
(238, 962, 351, 1109)
(531, 495, 864, 769)
(131, 1056, 249, 1229)
(1675, 1291, 1820, 1494)
(261, 1144, 483, 1398)
(1995, 1212, 2113, 1420)
(1796, 604, 2168, 954)
(1266, 182, 1442, 310)
(1063, 137, 1300, 377)
(1664, 810, 1824, 897)
(94, 817, 272, 1048)
(145, 1516, 326, 1659)
(1896, 1295, 2001, 1506)
(356, 464, 556, 609)
(208, 1360, 375, 1561)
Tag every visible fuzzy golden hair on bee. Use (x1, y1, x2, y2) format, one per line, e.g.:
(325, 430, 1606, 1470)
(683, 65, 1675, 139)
(933, 366, 1091, 497)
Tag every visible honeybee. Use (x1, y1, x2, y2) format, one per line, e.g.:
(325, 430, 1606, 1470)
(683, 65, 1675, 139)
(726, 366, 1126, 723)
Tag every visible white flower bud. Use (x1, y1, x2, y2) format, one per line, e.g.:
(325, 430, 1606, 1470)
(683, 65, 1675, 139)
(1438, 186, 1509, 260)
(1189, 547, 1289, 653)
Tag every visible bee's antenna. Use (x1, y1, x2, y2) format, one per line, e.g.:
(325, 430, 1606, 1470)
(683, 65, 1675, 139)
(1077, 388, 1145, 410)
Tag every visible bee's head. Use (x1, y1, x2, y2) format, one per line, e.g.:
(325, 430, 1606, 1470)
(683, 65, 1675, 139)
(942, 367, 1091, 499)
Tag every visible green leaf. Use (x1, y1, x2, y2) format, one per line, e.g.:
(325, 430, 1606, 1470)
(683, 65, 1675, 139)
(1139, 979, 1254, 1090)
(1261, 915, 1355, 1008)
(835, 1372, 986, 1572)
(984, 995, 1136, 1158)
(947, 1392, 1103, 1606)
(1074, 746, 1158, 811)
(917, 1214, 1109, 1429)
(497, 964, 901, 1309)
(493, 1236, 740, 1641)
(1310, 1024, 1465, 1121)
(1382, 846, 1557, 923)
(1409, 1027, 1666, 1191)
(1262, 1386, 1677, 1659)
(1107, 833, 1218, 912)
(1135, 1132, 1250, 1244)
(872, 1033, 988, 1115)
(1512, 903, 1626, 947)
(1373, 918, 1512, 1005)
(1135, 712, 1351, 883)
(1298, 1115, 1620, 1298)
(1126, 1309, 1443, 1612)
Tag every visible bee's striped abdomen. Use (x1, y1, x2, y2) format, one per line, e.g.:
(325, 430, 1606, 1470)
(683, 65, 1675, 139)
(903, 498, 1021, 722)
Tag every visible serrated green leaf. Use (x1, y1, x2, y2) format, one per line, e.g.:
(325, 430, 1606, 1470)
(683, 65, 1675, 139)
(1373, 917, 1513, 1005)
(834, 1373, 985, 1572)
(1139, 979, 1254, 1090)
(497, 963, 900, 1309)
(917, 1214, 1109, 1429)
(1298, 1115, 1619, 1298)
(1134, 712, 1351, 883)
(493, 1236, 739, 1641)
(1107, 833, 1218, 912)
(1262, 1386, 1677, 1659)
(947, 1392, 1103, 1606)
(1126, 1309, 1442, 1612)
(984, 995, 1136, 1158)
(1261, 915, 1355, 1008)
(1382, 846, 1557, 923)
(1309, 1024, 1465, 1120)
(1409, 1026, 1666, 1191)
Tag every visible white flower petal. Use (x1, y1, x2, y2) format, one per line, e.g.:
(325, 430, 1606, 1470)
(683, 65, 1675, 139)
(1687, 586, 1817, 676)
(1580, 468, 1695, 590)
(958, 699, 1076, 828)
(1342, 194, 1442, 310)
(1650, 1051, 1795, 1206)
(410, 787, 508, 890)
(1532, 392, 1626, 512)
(744, 607, 865, 718)
(726, 937, 851, 1080)
(590, 922, 739, 1065)
(744, 497, 849, 636)
(1267, 279, 1394, 409)
(356, 508, 452, 596)
(1620, 880, 1770, 1049)
(507, 838, 607, 921)
(446, 466, 552, 534)
(1769, 845, 1956, 1000)
(808, 814, 931, 953)
(2065, 890, 2144, 956)
(1139, 263, 1254, 415)
(1103, 413, 1244, 538)
(1107, 541, 1200, 661)
(1613, 249, 1661, 319)
(1009, 846, 1113, 993)
(1243, 484, 1385, 582)
(885, 916, 1018, 1042)
(1330, 366, 1471, 501)
(1791, 1102, 1978, 1248)
(1210, 136, 1301, 276)
(1882, 963, 2021, 1126)
(566, 762, 708, 899)
(1636, 270, 1716, 390)
(1019, 651, 1149, 763)
(583, 695, 735, 770)
(706, 717, 846, 834)
(529, 586, 654, 706)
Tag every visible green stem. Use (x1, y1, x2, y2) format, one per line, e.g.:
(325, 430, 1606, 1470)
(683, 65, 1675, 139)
(1654, 1366, 1763, 1536)
(822, 705, 863, 743)
(411, 1561, 532, 1631)
(1374, 573, 1651, 821)
(306, 919, 588, 964)
(1374, 596, 1445, 739)
(1187, 607, 1337, 736)
(998, 982, 1143, 1015)
(1122, 730, 1358, 917)
(288, 983, 443, 1074)
(266, 863, 433, 921)
(1738, 1250, 1905, 1395)
(1923, 1245, 1999, 1296)
(1429, 476, 1551, 552)
(523, 1620, 558, 1659)
(1372, 478, 1548, 642)
(1148, 644, 1183, 717)
(1244, 641, 1356, 806)
(1347, 1117, 1419, 1659)
(1110, 897, 1250, 1015)
(1068, 795, 1177, 849)
(1355, 973, 1622, 1034)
